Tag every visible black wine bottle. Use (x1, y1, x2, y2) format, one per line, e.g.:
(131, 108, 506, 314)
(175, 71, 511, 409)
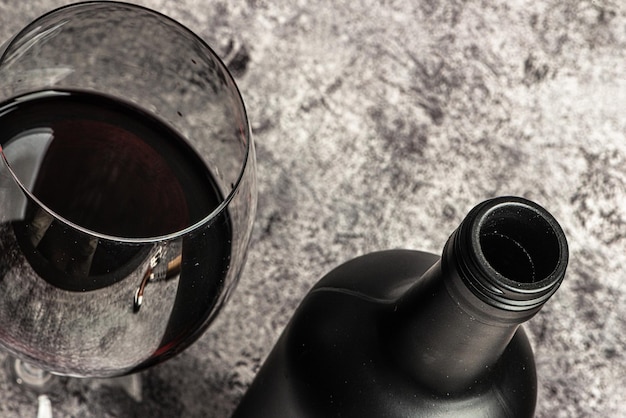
(233, 196, 568, 418)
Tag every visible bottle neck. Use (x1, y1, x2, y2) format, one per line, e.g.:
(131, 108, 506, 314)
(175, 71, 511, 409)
(389, 197, 568, 394)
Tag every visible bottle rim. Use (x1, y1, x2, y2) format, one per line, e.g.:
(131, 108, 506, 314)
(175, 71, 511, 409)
(452, 196, 568, 312)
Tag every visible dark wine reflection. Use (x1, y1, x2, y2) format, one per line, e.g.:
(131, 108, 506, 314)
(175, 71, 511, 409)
(1, 199, 232, 376)
(16, 204, 186, 312)
(14, 205, 150, 291)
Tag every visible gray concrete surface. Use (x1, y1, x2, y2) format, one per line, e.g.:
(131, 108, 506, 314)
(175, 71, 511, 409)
(0, 1, 624, 417)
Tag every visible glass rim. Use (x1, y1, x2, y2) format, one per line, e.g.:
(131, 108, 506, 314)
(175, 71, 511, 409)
(0, 0, 253, 244)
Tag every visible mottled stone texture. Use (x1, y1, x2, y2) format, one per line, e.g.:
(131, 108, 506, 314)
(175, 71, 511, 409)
(1, 0, 625, 417)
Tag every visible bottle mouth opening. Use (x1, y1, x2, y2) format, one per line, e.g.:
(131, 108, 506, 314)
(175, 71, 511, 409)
(478, 204, 561, 285)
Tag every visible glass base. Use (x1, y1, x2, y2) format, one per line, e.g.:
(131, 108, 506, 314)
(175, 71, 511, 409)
(4, 357, 143, 417)
(5, 358, 59, 394)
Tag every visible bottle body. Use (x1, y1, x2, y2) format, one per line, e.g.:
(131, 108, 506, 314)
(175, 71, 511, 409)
(233, 197, 567, 417)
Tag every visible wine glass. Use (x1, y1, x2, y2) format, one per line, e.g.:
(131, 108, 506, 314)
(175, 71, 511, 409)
(0, 0, 256, 412)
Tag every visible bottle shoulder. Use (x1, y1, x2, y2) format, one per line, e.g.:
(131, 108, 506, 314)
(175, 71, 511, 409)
(277, 286, 536, 418)
(312, 249, 440, 301)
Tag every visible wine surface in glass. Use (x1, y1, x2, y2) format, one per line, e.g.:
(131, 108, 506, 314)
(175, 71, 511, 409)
(0, 89, 219, 237)
(0, 90, 232, 376)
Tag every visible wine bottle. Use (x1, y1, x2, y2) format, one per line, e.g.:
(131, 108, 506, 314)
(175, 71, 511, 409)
(233, 196, 568, 418)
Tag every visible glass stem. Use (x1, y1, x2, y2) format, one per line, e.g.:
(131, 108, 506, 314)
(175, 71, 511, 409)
(37, 394, 52, 418)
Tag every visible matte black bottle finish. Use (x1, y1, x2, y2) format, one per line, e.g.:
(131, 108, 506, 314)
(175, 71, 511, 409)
(233, 197, 568, 417)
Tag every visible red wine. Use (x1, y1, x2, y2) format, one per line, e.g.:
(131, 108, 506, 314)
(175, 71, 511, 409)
(0, 90, 232, 376)
(0, 89, 217, 238)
